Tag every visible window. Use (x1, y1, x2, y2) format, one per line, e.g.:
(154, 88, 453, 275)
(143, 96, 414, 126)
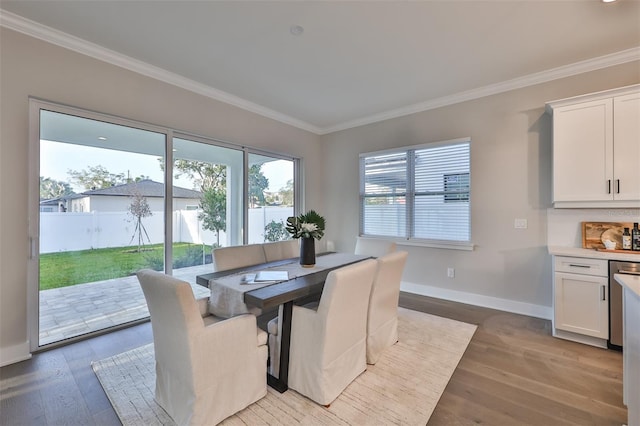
(360, 138, 471, 247)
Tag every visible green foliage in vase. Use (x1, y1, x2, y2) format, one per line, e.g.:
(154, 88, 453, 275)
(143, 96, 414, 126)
(286, 210, 326, 240)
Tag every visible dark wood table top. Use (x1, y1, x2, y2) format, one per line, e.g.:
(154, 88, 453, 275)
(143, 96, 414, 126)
(195, 252, 370, 310)
(244, 256, 370, 310)
(195, 257, 296, 287)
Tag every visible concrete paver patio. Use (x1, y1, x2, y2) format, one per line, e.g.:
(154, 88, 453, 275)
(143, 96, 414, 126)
(39, 264, 212, 346)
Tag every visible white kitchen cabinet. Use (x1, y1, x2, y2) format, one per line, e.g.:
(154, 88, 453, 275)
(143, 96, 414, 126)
(553, 256, 609, 346)
(612, 92, 640, 202)
(547, 84, 640, 208)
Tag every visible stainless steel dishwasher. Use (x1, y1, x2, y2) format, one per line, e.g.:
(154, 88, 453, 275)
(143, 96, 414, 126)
(609, 260, 640, 350)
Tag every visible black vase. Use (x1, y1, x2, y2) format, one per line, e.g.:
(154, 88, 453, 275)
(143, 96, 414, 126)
(300, 237, 316, 267)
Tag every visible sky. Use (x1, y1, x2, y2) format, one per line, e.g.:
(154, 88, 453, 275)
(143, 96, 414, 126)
(40, 140, 292, 194)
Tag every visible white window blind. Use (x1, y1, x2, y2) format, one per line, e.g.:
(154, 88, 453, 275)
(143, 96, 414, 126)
(360, 139, 470, 244)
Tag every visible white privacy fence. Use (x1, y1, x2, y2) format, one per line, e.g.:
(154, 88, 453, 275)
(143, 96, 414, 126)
(247, 206, 293, 244)
(40, 207, 293, 253)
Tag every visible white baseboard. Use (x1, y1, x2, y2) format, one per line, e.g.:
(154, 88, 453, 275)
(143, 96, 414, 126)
(401, 281, 553, 321)
(552, 328, 608, 349)
(0, 341, 32, 367)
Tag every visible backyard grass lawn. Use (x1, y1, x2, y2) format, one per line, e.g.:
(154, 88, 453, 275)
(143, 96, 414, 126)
(39, 243, 211, 290)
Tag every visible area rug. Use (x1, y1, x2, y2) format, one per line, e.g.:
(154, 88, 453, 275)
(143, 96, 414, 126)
(92, 307, 476, 425)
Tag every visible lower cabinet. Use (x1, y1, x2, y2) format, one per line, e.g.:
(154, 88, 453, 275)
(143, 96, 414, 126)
(553, 256, 609, 345)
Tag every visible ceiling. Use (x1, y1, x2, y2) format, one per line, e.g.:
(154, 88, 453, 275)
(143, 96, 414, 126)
(2, 1, 640, 134)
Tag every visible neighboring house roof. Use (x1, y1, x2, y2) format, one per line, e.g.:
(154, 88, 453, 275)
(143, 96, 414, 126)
(66, 193, 87, 200)
(39, 197, 64, 206)
(81, 179, 202, 199)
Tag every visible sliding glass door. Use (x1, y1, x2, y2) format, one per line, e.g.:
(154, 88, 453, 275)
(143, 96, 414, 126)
(29, 101, 301, 350)
(36, 108, 166, 347)
(170, 136, 243, 281)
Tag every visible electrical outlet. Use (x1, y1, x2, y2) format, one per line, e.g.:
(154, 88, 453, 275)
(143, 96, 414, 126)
(447, 267, 455, 278)
(514, 218, 528, 229)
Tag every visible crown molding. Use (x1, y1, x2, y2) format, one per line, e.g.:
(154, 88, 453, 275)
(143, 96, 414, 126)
(0, 10, 323, 135)
(2, 9, 638, 136)
(321, 46, 640, 134)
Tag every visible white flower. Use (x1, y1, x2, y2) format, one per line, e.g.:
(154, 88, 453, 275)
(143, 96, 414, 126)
(300, 223, 318, 233)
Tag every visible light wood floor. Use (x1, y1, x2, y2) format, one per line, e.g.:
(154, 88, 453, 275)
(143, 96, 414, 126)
(399, 293, 626, 426)
(0, 293, 626, 425)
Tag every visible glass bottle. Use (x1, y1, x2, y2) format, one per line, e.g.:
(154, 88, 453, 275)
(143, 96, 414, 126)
(633, 223, 640, 251)
(622, 227, 632, 250)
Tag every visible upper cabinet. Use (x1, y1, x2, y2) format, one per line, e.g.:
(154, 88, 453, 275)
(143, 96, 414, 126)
(547, 85, 640, 208)
(613, 93, 640, 202)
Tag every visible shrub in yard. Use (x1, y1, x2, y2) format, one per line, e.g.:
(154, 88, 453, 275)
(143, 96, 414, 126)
(143, 244, 216, 271)
(264, 219, 289, 242)
(143, 252, 164, 271)
(173, 245, 206, 269)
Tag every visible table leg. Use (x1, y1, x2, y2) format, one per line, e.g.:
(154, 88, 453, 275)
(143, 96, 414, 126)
(266, 300, 293, 393)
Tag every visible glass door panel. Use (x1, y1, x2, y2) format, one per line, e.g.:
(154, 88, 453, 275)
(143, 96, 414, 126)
(38, 110, 165, 346)
(247, 154, 295, 244)
(170, 137, 243, 285)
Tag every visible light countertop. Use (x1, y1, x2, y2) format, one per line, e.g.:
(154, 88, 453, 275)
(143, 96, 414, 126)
(614, 273, 640, 299)
(548, 246, 640, 262)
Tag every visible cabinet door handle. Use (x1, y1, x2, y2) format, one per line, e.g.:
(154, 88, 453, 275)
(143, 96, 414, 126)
(616, 179, 620, 194)
(568, 264, 590, 268)
(607, 179, 611, 194)
(601, 285, 606, 301)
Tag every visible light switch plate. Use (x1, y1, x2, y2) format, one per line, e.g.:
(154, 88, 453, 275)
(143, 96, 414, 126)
(514, 218, 528, 229)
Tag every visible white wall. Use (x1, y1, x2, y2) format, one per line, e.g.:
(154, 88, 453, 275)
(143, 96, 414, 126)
(321, 62, 640, 319)
(0, 28, 322, 364)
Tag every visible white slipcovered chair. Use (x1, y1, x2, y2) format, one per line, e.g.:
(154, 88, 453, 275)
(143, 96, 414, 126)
(354, 236, 397, 257)
(287, 259, 377, 406)
(263, 239, 299, 262)
(136, 269, 268, 426)
(212, 244, 266, 272)
(366, 251, 408, 364)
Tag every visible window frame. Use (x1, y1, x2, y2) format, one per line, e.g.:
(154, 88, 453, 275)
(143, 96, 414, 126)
(359, 137, 473, 251)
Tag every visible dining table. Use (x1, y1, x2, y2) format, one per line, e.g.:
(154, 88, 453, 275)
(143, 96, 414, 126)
(196, 252, 371, 392)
